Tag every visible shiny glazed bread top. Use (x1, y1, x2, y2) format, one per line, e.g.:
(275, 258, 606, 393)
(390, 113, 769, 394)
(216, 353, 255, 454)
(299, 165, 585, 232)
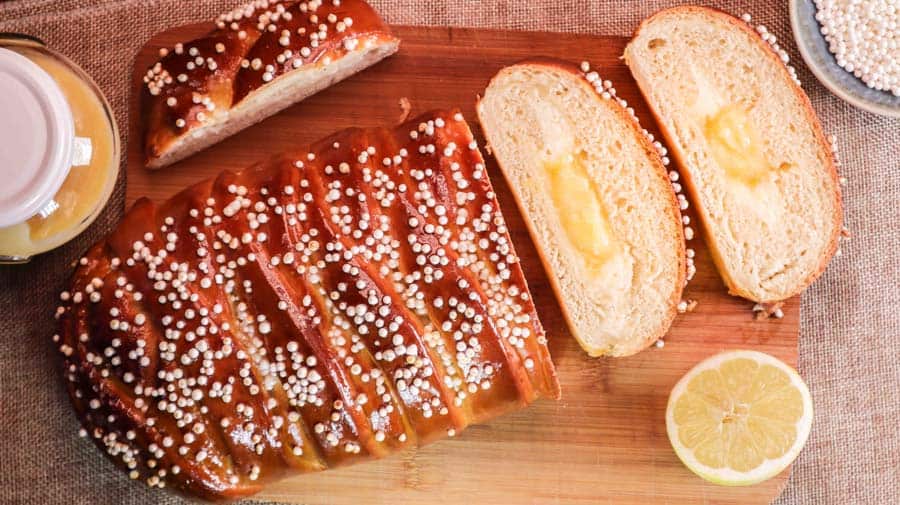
(56, 110, 560, 500)
(142, 0, 398, 163)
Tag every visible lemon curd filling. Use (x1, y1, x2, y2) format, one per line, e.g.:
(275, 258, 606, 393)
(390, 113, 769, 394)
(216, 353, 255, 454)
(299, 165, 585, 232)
(544, 152, 616, 275)
(703, 104, 790, 187)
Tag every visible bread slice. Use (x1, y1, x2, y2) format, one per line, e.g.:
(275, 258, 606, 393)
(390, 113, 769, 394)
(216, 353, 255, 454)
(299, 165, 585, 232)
(142, 0, 400, 169)
(146, 39, 399, 169)
(477, 60, 686, 357)
(624, 7, 843, 303)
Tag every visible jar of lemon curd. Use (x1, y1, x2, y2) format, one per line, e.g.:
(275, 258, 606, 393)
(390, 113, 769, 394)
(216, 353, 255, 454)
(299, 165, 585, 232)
(0, 34, 119, 263)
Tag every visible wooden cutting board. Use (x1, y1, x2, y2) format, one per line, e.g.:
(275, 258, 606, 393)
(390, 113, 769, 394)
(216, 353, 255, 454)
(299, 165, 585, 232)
(127, 25, 799, 505)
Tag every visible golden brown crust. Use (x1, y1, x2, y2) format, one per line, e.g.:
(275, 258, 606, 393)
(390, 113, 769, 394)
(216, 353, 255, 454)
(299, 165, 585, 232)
(57, 110, 559, 501)
(626, 6, 843, 303)
(142, 0, 399, 169)
(477, 59, 686, 357)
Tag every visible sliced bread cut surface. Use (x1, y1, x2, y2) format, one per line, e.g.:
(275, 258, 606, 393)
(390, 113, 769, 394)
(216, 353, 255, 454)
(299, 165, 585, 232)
(477, 60, 686, 357)
(142, 0, 399, 169)
(624, 7, 842, 302)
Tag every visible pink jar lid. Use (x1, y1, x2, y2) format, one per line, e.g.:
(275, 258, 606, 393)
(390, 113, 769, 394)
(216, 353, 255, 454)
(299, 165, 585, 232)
(0, 47, 74, 228)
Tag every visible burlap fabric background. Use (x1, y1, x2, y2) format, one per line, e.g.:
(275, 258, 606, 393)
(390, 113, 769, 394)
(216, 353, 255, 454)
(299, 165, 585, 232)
(1, 1, 897, 504)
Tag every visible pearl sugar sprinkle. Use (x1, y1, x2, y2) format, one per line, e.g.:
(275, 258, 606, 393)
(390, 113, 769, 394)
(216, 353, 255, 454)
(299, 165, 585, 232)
(739, 14, 801, 87)
(580, 61, 696, 286)
(814, 0, 900, 96)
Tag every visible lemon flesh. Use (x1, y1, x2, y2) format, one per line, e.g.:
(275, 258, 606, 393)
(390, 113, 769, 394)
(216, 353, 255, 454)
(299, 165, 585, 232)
(666, 350, 813, 486)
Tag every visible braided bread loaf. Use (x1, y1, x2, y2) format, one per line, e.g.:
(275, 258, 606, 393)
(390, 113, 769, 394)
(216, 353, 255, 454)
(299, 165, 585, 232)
(142, 0, 399, 169)
(56, 110, 560, 500)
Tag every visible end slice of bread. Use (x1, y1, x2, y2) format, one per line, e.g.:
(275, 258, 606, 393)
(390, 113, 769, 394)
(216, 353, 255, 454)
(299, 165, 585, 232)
(146, 33, 400, 170)
(624, 7, 842, 303)
(477, 60, 686, 357)
(146, 37, 399, 169)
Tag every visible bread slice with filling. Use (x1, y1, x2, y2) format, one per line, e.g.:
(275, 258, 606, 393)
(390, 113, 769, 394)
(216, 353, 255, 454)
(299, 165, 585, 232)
(477, 60, 686, 357)
(624, 7, 842, 302)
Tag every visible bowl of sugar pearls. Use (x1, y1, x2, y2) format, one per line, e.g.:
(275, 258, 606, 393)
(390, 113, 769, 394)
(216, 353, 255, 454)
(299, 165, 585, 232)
(790, 0, 900, 118)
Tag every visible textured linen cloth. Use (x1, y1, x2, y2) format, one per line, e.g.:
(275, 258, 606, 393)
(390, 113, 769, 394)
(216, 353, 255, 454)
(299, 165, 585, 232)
(0, 1, 897, 504)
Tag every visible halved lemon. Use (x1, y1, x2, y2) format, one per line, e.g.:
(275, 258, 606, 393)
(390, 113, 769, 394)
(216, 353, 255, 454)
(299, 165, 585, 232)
(666, 350, 813, 486)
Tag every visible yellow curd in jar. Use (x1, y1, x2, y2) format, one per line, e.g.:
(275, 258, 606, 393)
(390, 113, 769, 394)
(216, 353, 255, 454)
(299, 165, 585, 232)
(0, 38, 119, 261)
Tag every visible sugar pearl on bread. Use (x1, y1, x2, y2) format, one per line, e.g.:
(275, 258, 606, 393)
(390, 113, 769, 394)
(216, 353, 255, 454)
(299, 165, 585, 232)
(580, 60, 695, 289)
(57, 109, 556, 495)
(144, 0, 375, 158)
(739, 14, 802, 86)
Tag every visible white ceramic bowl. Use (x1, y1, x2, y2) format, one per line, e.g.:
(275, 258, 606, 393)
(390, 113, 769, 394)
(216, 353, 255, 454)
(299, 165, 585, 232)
(790, 0, 900, 118)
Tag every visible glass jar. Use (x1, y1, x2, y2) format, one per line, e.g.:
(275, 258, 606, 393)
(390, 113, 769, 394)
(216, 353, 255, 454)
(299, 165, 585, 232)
(0, 34, 120, 263)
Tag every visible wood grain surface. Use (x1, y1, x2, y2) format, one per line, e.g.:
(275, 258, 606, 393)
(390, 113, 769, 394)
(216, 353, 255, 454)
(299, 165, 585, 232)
(127, 24, 798, 505)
